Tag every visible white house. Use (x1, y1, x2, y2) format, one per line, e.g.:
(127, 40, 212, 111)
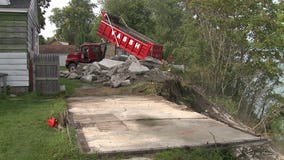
(0, 0, 39, 93)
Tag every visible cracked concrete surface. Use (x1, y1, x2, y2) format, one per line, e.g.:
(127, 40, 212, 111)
(68, 96, 265, 154)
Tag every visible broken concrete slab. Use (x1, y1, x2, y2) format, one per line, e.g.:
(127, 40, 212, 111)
(86, 64, 101, 74)
(120, 80, 131, 86)
(144, 68, 169, 82)
(126, 55, 139, 63)
(111, 55, 129, 62)
(140, 56, 162, 69)
(110, 73, 130, 88)
(68, 96, 265, 154)
(98, 59, 125, 70)
(92, 62, 101, 70)
(81, 74, 95, 83)
(128, 62, 149, 74)
(67, 72, 80, 79)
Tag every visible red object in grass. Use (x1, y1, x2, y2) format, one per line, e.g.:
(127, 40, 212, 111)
(47, 116, 57, 128)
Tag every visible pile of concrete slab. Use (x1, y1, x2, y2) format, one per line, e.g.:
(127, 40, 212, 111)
(60, 56, 173, 87)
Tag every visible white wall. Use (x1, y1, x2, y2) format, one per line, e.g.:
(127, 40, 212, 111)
(59, 54, 67, 66)
(0, 52, 29, 86)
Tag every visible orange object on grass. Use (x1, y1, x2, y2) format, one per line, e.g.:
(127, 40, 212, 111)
(47, 116, 57, 128)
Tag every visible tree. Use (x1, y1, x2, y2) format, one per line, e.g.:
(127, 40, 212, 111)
(37, 0, 51, 30)
(148, 0, 184, 57)
(39, 35, 46, 44)
(101, 0, 154, 36)
(179, 0, 284, 120)
(49, 0, 96, 45)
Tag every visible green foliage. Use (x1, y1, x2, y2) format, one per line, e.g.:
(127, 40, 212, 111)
(154, 148, 236, 160)
(39, 35, 46, 44)
(0, 95, 74, 159)
(101, 0, 155, 36)
(178, 1, 284, 123)
(90, 15, 104, 42)
(212, 96, 238, 115)
(37, 0, 51, 29)
(49, 0, 96, 45)
(59, 78, 87, 96)
(130, 82, 162, 95)
(270, 116, 284, 150)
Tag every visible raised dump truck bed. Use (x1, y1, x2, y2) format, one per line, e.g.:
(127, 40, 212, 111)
(97, 12, 163, 60)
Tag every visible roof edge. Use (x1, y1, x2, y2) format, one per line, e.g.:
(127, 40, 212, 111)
(0, 8, 28, 13)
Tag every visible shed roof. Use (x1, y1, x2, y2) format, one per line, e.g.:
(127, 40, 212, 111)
(0, 0, 31, 8)
(39, 45, 77, 54)
(47, 39, 70, 46)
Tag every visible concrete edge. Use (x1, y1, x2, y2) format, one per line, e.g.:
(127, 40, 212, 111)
(87, 138, 269, 155)
(67, 111, 91, 153)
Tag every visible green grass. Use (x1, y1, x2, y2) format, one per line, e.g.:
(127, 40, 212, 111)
(0, 79, 98, 160)
(154, 148, 236, 160)
(60, 66, 68, 71)
(0, 94, 75, 159)
(59, 78, 87, 96)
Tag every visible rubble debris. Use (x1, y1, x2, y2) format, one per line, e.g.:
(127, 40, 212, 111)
(128, 62, 149, 74)
(140, 56, 162, 69)
(234, 144, 284, 160)
(67, 72, 80, 79)
(60, 71, 69, 77)
(120, 80, 131, 86)
(81, 74, 95, 83)
(60, 56, 174, 88)
(126, 55, 140, 63)
(98, 59, 125, 69)
(110, 73, 130, 88)
(144, 68, 169, 82)
(111, 55, 129, 62)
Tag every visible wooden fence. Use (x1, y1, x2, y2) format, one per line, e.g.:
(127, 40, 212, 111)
(34, 54, 60, 94)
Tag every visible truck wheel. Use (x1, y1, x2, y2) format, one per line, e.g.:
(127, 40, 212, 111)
(68, 63, 77, 72)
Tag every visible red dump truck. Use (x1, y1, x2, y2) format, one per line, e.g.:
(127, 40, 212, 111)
(66, 12, 163, 71)
(97, 12, 163, 60)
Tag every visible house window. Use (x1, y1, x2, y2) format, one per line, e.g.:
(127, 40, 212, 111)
(0, 0, 10, 5)
(31, 28, 35, 51)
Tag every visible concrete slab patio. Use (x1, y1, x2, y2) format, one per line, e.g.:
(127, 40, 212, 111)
(67, 96, 265, 154)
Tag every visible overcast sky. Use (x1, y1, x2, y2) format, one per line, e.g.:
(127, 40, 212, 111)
(40, 0, 101, 38)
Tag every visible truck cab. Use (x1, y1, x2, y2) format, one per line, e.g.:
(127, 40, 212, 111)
(66, 43, 106, 71)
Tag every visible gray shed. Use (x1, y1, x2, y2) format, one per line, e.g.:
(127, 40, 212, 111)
(0, 0, 39, 93)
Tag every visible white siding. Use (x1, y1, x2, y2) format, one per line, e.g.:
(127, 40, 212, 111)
(0, 52, 29, 86)
(59, 54, 67, 66)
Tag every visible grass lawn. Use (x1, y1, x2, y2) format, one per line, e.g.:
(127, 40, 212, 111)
(0, 79, 98, 160)
(0, 95, 74, 159)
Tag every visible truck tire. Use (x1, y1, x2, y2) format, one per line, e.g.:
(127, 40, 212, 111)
(68, 63, 77, 72)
